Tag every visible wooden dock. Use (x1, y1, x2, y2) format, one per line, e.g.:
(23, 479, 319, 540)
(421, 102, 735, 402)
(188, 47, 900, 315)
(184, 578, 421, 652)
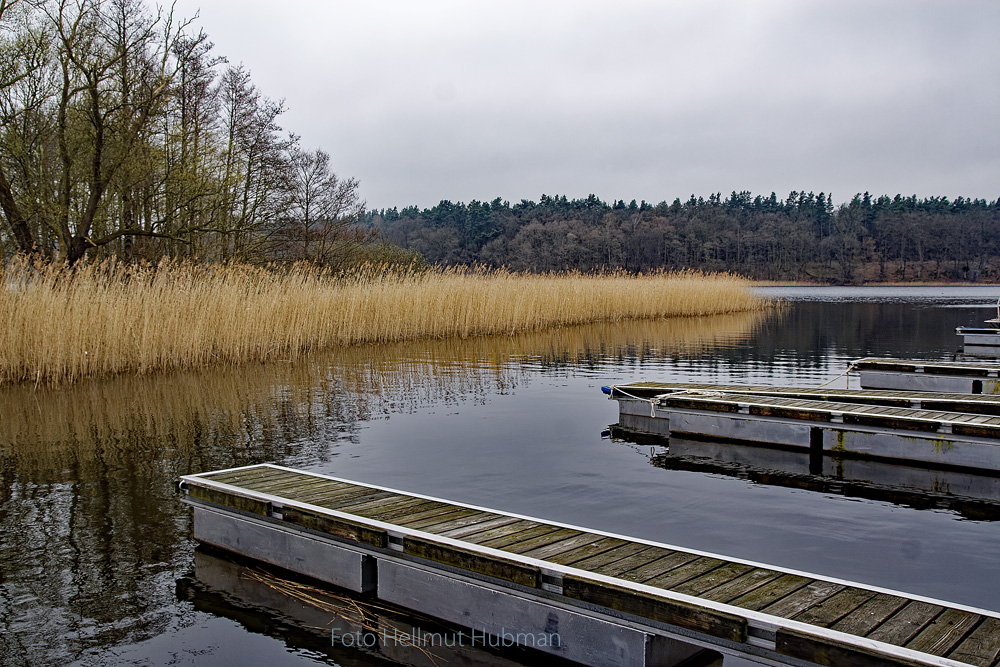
(605, 383, 1000, 472)
(180, 464, 1000, 667)
(853, 358, 1000, 394)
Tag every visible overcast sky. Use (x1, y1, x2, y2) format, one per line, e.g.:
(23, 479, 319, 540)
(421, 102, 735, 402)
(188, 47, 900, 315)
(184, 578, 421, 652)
(170, 0, 999, 210)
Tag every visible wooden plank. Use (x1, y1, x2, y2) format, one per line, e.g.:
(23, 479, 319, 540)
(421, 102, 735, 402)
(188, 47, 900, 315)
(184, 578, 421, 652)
(792, 587, 878, 627)
(563, 574, 747, 642)
(590, 546, 674, 578)
(516, 532, 613, 561)
(905, 608, 981, 657)
(728, 574, 811, 612)
(477, 524, 567, 550)
(701, 568, 785, 604)
(643, 557, 727, 590)
(504, 528, 588, 559)
(242, 474, 336, 495)
(401, 507, 484, 531)
(379, 503, 481, 528)
(497, 528, 582, 554)
(296, 487, 392, 509)
(206, 467, 292, 486)
(831, 593, 910, 637)
(866, 601, 944, 646)
(457, 519, 543, 544)
(329, 492, 418, 514)
(280, 505, 387, 548)
(283, 484, 380, 507)
(324, 490, 399, 511)
(435, 515, 522, 539)
(357, 499, 450, 522)
(545, 536, 631, 566)
(560, 541, 651, 570)
(671, 562, 754, 597)
(761, 580, 845, 619)
(617, 551, 701, 584)
(186, 482, 270, 516)
(403, 536, 540, 588)
(947, 617, 1000, 667)
(347, 497, 441, 520)
(776, 627, 943, 667)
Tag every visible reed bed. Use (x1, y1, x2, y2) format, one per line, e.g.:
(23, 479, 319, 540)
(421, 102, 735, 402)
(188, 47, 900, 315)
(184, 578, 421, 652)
(0, 258, 767, 385)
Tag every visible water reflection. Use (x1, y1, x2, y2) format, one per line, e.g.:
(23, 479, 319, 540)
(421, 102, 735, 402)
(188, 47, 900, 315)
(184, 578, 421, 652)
(613, 430, 1000, 521)
(0, 312, 764, 666)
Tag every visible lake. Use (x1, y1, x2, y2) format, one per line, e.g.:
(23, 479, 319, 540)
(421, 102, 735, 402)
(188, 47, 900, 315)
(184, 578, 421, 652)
(2, 286, 999, 666)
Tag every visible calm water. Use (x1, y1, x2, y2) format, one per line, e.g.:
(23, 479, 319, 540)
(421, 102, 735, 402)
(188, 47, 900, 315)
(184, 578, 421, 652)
(2, 286, 1000, 666)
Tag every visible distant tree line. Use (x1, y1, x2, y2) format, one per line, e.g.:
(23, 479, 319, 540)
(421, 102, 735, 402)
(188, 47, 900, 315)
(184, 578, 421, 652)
(0, 0, 403, 268)
(369, 191, 1000, 282)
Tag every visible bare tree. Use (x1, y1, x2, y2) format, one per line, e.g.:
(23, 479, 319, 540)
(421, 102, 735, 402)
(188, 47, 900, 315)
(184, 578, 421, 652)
(269, 146, 367, 268)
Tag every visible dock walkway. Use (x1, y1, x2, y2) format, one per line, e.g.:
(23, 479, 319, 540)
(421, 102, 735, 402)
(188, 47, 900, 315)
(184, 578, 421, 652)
(607, 383, 1000, 471)
(181, 464, 1000, 667)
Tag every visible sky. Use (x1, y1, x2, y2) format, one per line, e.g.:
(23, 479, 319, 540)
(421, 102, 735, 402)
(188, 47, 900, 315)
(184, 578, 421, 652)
(169, 0, 1000, 211)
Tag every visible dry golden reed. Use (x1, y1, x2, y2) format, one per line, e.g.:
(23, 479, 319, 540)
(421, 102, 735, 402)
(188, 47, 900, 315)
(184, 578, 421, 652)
(0, 257, 766, 385)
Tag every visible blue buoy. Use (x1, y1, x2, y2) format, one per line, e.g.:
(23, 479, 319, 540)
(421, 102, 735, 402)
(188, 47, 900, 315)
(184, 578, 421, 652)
(600, 385, 613, 395)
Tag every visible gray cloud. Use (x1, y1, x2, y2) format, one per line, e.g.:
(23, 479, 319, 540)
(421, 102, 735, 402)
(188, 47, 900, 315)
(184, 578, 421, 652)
(174, 0, 1000, 208)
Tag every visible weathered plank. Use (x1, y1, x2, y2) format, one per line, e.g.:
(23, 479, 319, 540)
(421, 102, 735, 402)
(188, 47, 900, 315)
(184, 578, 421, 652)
(643, 557, 727, 590)
(792, 587, 878, 628)
(478, 524, 568, 550)
(671, 561, 755, 597)
(186, 482, 270, 516)
(501, 528, 588, 556)
(516, 532, 614, 561)
(590, 546, 672, 578)
(545, 536, 631, 566)
(435, 514, 522, 539)
(728, 574, 811, 612)
(289, 485, 387, 507)
(403, 536, 541, 588)
(776, 627, 940, 667)
(242, 474, 337, 495)
(281, 505, 387, 547)
(329, 493, 421, 515)
(559, 541, 650, 570)
(905, 608, 981, 657)
(701, 568, 785, 604)
(563, 574, 748, 642)
(456, 519, 541, 544)
(866, 601, 944, 646)
(206, 466, 292, 486)
(381, 502, 482, 528)
(761, 580, 845, 619)
(618, 551, 701, 584)
(831, 593, 910, 637)
(324, 490, 399, 511)
(357, 499, 450, 522)
(401, 507, 484, 531)
(946, 617, 1000, 667)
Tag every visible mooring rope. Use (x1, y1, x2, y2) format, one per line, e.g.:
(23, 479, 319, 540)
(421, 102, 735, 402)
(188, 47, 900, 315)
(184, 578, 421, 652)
(813, 360, 861, 389)
(607, 385, 726, 416)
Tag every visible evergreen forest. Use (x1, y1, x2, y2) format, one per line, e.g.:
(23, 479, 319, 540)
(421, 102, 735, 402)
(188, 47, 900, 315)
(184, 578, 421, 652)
(370, 192, 1000, 283)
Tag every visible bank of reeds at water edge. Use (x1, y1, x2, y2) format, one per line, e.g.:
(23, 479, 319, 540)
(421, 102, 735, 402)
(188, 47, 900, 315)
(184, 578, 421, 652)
(0, 258, 768, 385)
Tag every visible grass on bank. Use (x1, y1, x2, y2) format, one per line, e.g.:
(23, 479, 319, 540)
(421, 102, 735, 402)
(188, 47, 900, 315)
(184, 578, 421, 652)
(0, 258, 767, 385)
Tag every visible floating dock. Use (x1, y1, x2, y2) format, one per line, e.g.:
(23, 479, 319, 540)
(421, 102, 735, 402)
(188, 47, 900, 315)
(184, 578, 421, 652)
(181, 464, 1000, 667)
(956, 327, 1000, 358)
(854, 358, 1000, 394)
(605, 383, 1000, 472)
